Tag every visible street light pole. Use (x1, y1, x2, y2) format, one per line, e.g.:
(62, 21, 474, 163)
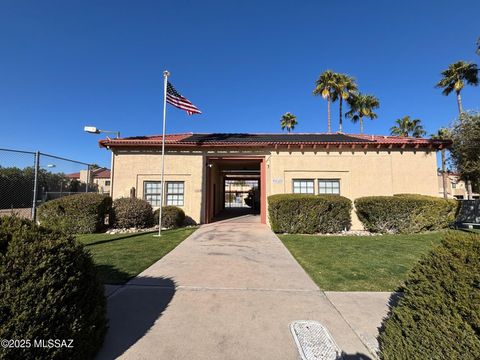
(84, 125, 120, 199)
(31, 151, 40, 221)
(84, 126, 120, 139)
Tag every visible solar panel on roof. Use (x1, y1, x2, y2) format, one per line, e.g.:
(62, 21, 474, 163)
(179, 133, 373, 143)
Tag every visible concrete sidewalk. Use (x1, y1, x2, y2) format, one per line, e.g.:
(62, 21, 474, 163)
(97, 216, 389, 360)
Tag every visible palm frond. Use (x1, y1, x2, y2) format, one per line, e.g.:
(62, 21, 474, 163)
(390, 115, 425, 137)
(436, 61, 479, 96)
(280, 112, 298, 133)
(346, 92, 380, 129)
(430, 127, 451, 140)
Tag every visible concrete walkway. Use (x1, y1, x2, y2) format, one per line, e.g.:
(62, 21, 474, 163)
(97, 216, 388, 360)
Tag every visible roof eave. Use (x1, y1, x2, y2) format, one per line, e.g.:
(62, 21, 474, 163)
(99, 140, 451, 150)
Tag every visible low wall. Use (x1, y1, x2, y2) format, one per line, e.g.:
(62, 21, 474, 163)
(0, 208, 32, 219)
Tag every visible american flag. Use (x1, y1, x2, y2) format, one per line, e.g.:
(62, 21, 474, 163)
(166, 82, 202, 115)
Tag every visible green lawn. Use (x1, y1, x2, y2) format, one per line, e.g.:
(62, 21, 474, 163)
(279, 232, 445, 291)
(77, 228, 197, 284)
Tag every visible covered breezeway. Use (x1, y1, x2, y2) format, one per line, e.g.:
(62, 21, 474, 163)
(205, 157, 266, 224)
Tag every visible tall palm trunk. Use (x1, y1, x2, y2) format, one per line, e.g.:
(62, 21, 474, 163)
(467, 179, 473, 200)
(339, 98, 343, 133)
(327, 96, 331, 133)
(360, 117, 364, 134)
(441, 149, 448, 199)
(456, 91, 463, 114)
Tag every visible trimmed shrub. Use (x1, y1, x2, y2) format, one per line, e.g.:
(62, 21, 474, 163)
(378, 232, 480, 359)
(355, 194, 458, 234)
(154, 206, 186, 228)
(183, 215, 197, 227)
(37, 193, 112, 234)
(268, 194, 352, 234)
(0, 216, 107, 360)
(112, 197, 154, 229)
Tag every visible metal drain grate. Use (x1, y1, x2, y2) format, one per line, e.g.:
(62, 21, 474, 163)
(290, 320, 342, 360)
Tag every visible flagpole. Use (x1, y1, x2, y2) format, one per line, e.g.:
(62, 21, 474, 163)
(157, 70, 170, 237)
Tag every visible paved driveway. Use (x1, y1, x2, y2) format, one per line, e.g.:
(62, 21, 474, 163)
(97, 216, 379, 360)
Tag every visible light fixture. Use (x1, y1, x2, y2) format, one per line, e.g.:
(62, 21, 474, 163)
(84, 126, 120, 138)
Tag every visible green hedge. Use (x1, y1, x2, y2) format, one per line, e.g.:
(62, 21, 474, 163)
(112, 197, 154, 229)
(154, 206, 186, 228)
(268, 194, 352, 234)
(37, 193, 112, 234)
(355, 194, 458, 234)
(378, 232, 480, 359)
(0, 216, 107, 360)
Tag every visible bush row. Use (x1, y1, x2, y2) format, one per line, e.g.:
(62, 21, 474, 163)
(111, 198, 186, 229)
(355, 194, 458, 234)
(268, 193, 458, 234)
(38, 193, 189, 233)
(37, 193, 111, 234)
(111, 197, 155, 228)
(379, 232, 480, 359)
(0, 216, 106, 360)
(39, 192, 456, 235)
(154, 206, 186, 228)
(268, 194, 352, 234)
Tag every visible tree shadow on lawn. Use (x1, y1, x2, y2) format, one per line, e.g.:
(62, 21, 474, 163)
(97, 276, 176, 360)
(83, 231, 157, 247)
(336, 294, 404, 360)
(338, 352, 373, 359)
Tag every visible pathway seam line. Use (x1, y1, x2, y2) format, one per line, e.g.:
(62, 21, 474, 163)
(324, 292, 377, 359)
(122, 283, 323, 293)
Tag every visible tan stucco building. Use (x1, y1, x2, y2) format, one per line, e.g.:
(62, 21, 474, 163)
(100, 133, 449, 230)
(437, 172, 479, 200)
(67, 168, 111, 194)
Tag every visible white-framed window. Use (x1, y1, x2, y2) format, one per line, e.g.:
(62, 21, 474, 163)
(144, 181, 162, 206)
(166, 182, 184, 206)
(293, 179, 314, 194)
(318, 179, 340, 195)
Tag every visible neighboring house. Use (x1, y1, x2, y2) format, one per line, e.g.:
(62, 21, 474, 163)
(437, 172, 480, 200)
(99, 133, 449, 230)
(224, 179, 259, 209)
(67, 168, 111, 194)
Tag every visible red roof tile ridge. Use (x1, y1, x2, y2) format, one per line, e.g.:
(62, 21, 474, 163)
(98, 132, 451, 150)
(111, 132, 435, 138)
(121, 132, 193, 140)
(92, 169, 111, 178)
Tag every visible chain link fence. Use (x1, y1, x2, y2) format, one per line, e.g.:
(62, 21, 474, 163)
(0, 148, 109, 221)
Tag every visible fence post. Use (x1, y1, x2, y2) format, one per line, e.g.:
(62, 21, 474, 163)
(85, 165, 90, 193)
(31, 151, 40, 221)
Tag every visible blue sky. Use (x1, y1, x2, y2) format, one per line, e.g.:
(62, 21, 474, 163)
(0, 0, 479, 168)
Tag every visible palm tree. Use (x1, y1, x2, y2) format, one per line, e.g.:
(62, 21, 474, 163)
(390, 116, 426, 138)
(280, 112, 298, 133)
(431, 128, 451, 199)
(345, 93, 380, 134)
(436, 61, 479, 114)
(313, 70, 337, 133)
(332, 73, 357, 133)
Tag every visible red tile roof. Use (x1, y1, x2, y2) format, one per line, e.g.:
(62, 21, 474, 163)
(92, 168, 111, 178)
(66, 169, 110, 179)
(66, 172, 80, 179)
(99, 132, 451, 150)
